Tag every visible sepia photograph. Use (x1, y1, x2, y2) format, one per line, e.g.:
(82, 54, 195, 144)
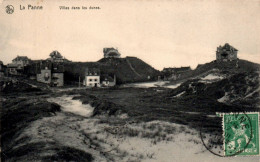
(0, 0, 260, 161)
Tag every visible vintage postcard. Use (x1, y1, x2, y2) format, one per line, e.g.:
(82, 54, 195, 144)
(0, 0, 260, 161)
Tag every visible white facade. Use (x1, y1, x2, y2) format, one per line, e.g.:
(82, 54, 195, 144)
(12, 56, 30, 69)
(52, 73, 64, 87)
(85, 75, 100, 87)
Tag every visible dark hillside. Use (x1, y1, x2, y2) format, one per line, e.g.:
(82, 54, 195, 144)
(171, 59, 260, 82)
(125, 57, 159, 78)
(63, 57, 160, 84)
(99, 57, 160, 83)
(165, 71, 260, 110)
(63, 62, 103, 84)
(194, 59, 260, 74)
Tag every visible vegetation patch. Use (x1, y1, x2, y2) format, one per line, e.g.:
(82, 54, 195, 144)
(1, 96, 61, 161)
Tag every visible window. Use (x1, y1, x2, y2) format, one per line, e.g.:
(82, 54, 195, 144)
(44, 72, 49, 81)
(94, 79, 97, 82)
(89, 79, 92, 82)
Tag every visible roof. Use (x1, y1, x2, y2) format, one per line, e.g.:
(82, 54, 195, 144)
(30, 61, 64, 74)
(85, 67, 100, 75)
(163, 66, 191, 72)
(101, 74, 114, 82)
(221, 43, 238, 51)
(7, 63, 18, 68)
(12, 56, 30, 61)
(103, 47, 116, 53)
(50, 51, 63, 58)
(174, 67, 191, 73)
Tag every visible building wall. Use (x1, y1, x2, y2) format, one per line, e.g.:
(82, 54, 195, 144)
(12, 60, 29, 69)
(8, 68, 18, 75)
(48, 58, 64, 63)
(37, 69, 52, 84)
(85, 76, 100, 87)
(0, 72, 4, 78)
(102, 81, 116, 87)
(216, 50, 237, 61)
(52, 73, 64, 87)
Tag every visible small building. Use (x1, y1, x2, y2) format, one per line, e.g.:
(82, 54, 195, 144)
(162, 66, 191, 80)
(84, 68, 100, 87)
(36, 61, 64, 87)
(174, 67, 191, 73)
(216, 43, 238, 62)
(101, 74, 116, 87)
(162, 66, 191, 74)
(103, 48, 121, 58)
(7, 64, 19, 75)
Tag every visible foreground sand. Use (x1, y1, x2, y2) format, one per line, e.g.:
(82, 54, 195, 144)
(12, 96, 258, 162)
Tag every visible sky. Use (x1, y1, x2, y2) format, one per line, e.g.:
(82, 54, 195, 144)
(0, 0, 260, 70)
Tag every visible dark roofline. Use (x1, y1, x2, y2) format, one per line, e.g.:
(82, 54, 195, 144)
(12, 56, 30, 61)
(7, 64, 18, 68)
(221, 43, 238, 51)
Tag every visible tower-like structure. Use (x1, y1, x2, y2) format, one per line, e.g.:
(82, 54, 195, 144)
(216, 43, 238, 62)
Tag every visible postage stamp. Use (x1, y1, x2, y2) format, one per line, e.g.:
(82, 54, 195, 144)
(223, 112, 259, 156)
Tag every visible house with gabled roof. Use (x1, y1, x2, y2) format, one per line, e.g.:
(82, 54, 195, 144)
(84, 68, 100, 87)
(7, 56, 31, 75)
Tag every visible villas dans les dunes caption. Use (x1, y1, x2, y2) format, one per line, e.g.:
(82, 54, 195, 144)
(59, 6, 100, 10)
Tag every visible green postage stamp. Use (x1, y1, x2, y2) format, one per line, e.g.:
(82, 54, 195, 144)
(223, 112, 259, 156)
